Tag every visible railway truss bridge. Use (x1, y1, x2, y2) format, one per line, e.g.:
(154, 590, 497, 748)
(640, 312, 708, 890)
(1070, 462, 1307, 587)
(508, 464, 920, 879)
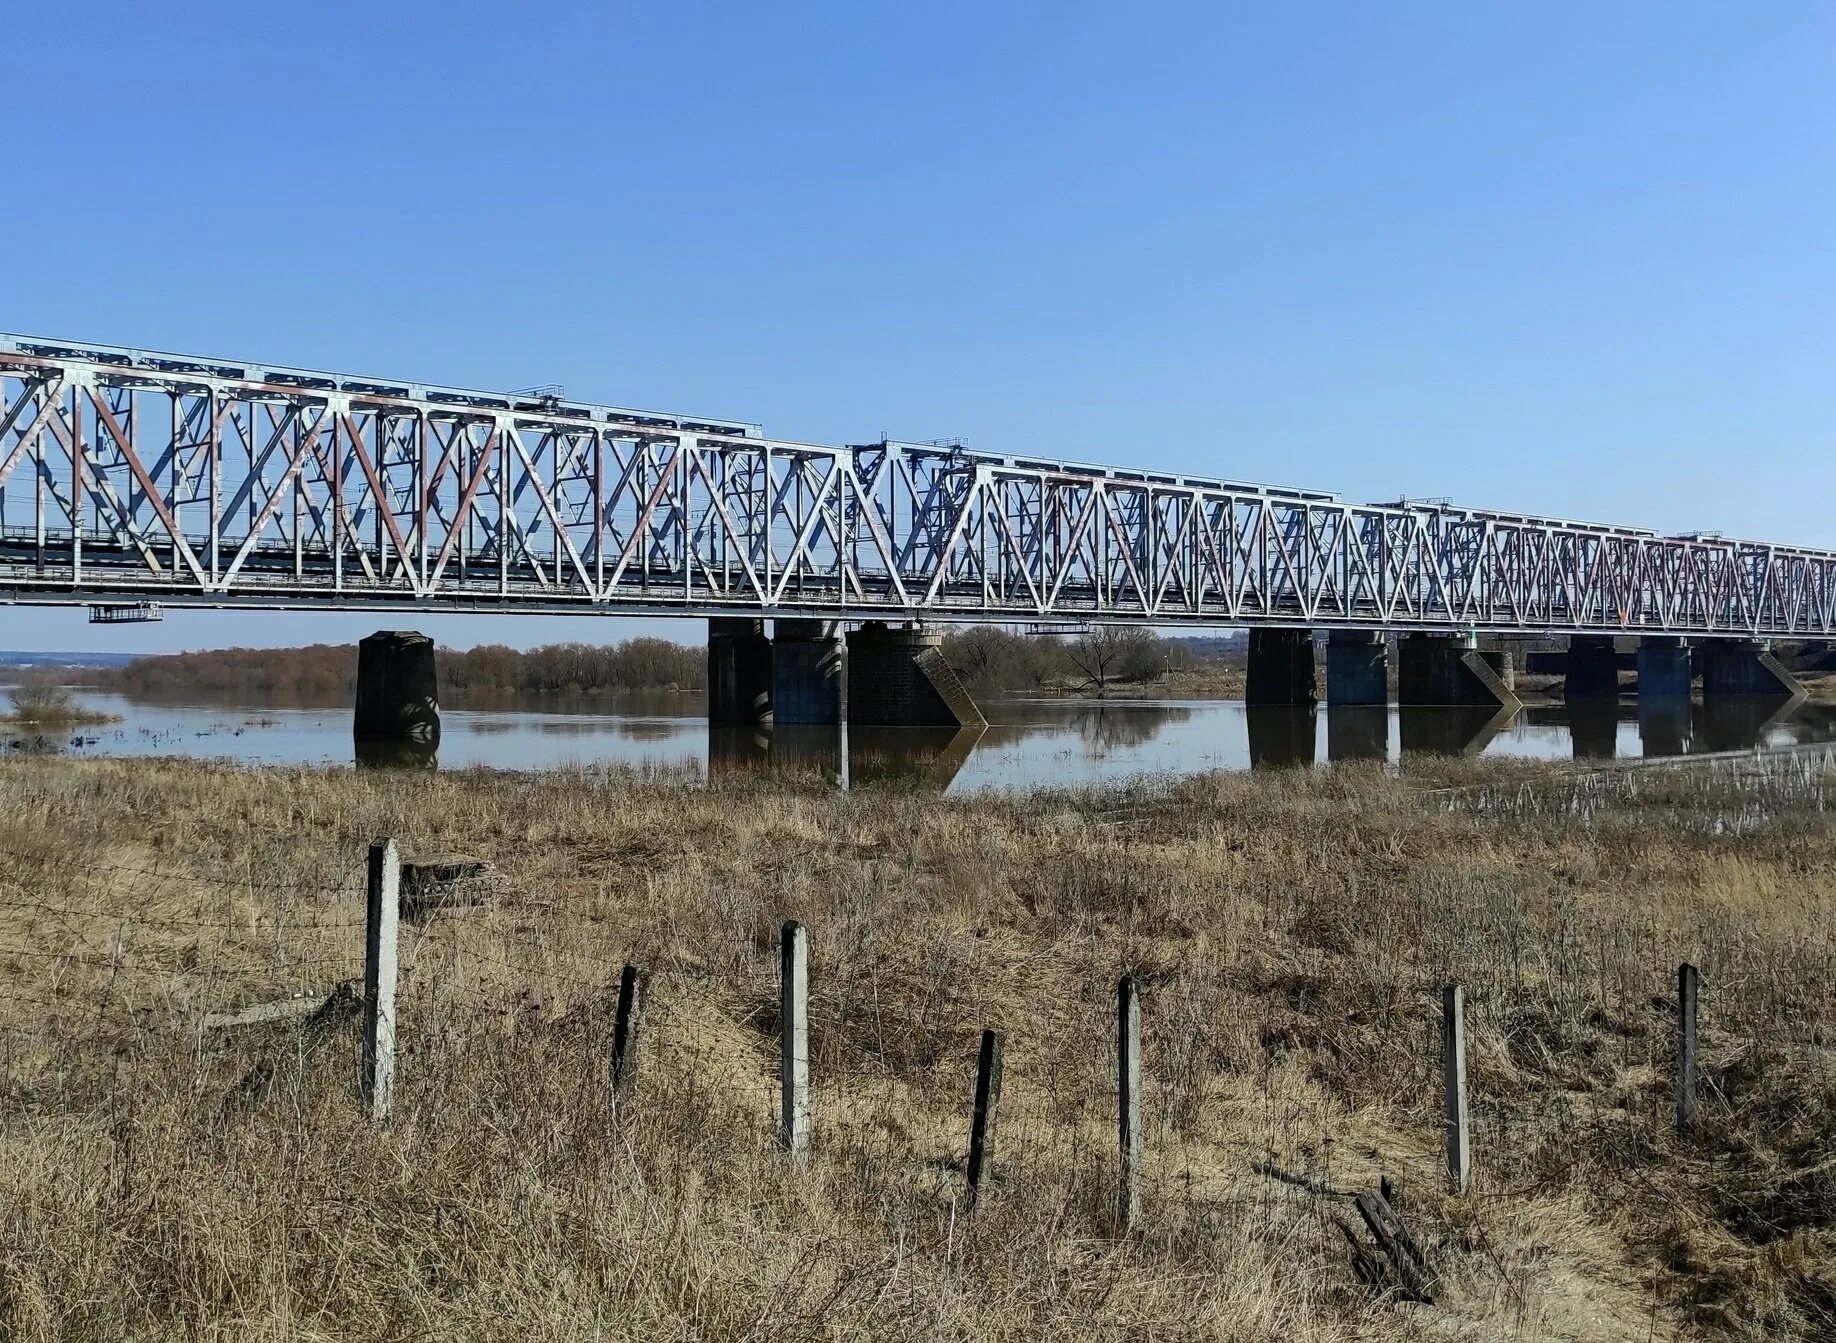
(1, 331, 1824, 736)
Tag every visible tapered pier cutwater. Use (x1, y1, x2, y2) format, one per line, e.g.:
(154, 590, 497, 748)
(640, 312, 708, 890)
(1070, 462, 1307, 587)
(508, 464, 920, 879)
(845, 622, 985, 728)
(1695, 639, 1807, 700)
(1396, 634, 1520, 711)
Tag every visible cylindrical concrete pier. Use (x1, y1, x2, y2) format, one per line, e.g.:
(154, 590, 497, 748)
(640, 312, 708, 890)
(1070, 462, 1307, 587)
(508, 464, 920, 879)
(1245, 628, 1317, 705)
(1324, 631, 1386, 705)
(354, 631, 441, 746)
(771, 619, 844, 725)
(709, 618, 773, 724)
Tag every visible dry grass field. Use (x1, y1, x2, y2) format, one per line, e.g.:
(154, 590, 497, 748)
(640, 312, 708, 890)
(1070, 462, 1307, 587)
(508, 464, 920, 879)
(0, 753, 1831, 1341)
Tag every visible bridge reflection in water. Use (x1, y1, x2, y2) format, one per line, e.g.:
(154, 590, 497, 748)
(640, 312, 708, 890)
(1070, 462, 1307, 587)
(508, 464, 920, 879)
(353, 696, 1836, 788)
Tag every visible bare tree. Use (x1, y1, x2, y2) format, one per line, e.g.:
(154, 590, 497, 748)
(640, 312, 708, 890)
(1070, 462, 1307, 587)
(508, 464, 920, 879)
(7, 676, 77, 723)
(1064, 627, 1162, 694)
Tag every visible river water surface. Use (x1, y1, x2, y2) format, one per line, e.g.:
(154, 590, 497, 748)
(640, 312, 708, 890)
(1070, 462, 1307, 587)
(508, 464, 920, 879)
(9, 687, 1836, 794)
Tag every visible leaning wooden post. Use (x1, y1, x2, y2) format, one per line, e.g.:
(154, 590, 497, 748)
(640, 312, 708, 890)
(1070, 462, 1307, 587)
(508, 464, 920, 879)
(1677, 962, 1699, 1133)
(779, 920, 810, 1154)
(361, 838, 401, 1122)
(610, 963, 643, 1105)
(1117, 975, 1142, 1227)
(1441, 983, 1469, 1193)
(967, 1028, 1004, 1202)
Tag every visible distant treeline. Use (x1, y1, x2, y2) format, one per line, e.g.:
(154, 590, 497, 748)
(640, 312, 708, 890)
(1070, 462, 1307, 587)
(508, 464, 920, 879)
(99, 639, 706, 699)
(97, 627, 1225, 701)
(941, 626, 1201, 693)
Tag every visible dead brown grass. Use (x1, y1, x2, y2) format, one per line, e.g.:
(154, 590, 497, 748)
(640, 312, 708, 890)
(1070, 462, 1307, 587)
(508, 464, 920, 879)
(0, 754, 1831, 1341)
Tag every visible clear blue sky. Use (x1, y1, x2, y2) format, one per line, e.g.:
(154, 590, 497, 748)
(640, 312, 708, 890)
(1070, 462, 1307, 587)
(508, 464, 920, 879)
(6, 2, 1833, 653)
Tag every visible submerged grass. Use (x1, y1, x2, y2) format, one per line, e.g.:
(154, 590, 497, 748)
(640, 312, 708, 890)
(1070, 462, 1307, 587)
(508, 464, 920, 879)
(0, 754, 1831, 1340)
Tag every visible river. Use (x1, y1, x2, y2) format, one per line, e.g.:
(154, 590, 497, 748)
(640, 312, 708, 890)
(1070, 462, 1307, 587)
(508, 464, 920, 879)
(6, 686, 1836, 793)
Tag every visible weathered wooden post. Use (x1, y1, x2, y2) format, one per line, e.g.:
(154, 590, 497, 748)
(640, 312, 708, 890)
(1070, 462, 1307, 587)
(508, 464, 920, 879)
(1441, 983, 1469, 1193)
(1677, 962, 1699, 1133)
(611, 963, 643, 1105)
(779, 920, 810, 1153)
(1117, 975, 1142, 1227)
(967, 1028, 1004, 1202)
(362, 838, 401, 1121)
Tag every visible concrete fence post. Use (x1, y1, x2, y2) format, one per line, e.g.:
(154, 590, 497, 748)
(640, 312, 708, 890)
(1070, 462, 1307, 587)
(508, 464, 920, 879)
(611, 963, 643, 1106)
(1117, 975, 1142, 1227)
(1442, 983, 1469, 1193)
(967, 1028, 1004, 1202)
(1677, 963, 1699, 1134)
(779, 920, 810, 1153)
(362, 838, 401, 1122)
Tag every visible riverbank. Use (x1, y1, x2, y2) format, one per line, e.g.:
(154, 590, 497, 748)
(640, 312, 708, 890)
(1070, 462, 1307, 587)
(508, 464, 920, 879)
(0, 755, 1831, 1339)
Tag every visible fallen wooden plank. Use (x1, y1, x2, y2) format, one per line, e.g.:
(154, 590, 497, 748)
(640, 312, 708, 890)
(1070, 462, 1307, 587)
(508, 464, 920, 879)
(202, 993, 330, 1033)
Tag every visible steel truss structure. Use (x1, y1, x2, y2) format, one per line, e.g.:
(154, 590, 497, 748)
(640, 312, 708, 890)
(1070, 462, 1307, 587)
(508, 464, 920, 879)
(2, 331, 1832, 638)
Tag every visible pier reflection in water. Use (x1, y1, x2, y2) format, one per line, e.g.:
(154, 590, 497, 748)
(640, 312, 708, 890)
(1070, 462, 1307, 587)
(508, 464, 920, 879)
(18, 686, 1835, 791)
(684, 697, 1836, 791)
(705, 725, 987, 791)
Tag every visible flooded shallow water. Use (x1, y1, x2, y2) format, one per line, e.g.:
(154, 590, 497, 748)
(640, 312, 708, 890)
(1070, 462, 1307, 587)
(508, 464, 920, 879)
(8, 687, 1836, 794)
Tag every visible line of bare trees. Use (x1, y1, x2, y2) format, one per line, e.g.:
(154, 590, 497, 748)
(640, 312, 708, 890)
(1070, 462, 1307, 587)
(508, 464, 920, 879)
(942, 626, 1194, 694)
(99, 639, 706, 700)
(95, 627, 1202, 703)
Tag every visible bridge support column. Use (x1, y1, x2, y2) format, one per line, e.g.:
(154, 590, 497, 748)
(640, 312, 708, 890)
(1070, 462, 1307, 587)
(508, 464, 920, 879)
(1245, 629, 1317, 705)
(1695, 638, 1806, 700)
(1636, 637, 1693, 700)
(771, 619, 844, 725)
(1564, 635, 1621, 700)
(709, 618, 773, 724)
(1396, 634, 1520, 710)
(845, 622, 985, 727)
(354, 631, 441, 748)
(1324, 631, 1386, 705)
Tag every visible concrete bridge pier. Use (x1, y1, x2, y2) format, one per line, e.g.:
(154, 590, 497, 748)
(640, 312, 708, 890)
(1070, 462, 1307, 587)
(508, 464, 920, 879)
(1245, 629, 1317, 705)
(1635, 637, 1693, 700)
(845, 622, 985, 727)
(1564, 635, 1622, 700)
(1324, 631, 1387, 705)
(709, 618, 774, 724)
(1695, 638, 1807, 701)
(771, 619, 844, 725)
(354, 631, 441, 749)
(1396, 634, 1520, 710)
